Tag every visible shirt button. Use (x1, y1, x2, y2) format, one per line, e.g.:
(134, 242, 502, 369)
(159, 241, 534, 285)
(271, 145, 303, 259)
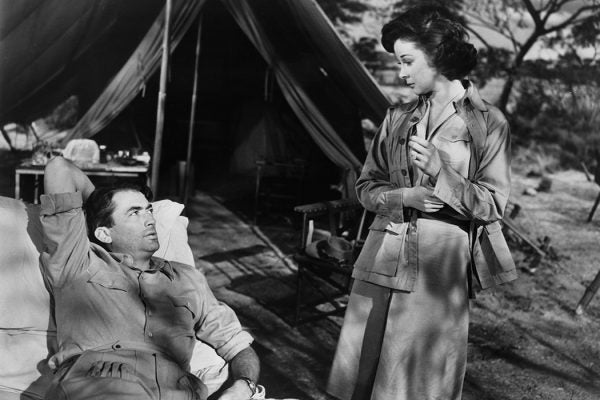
(148, 332, 153, 337)
(401, 169, 407, 176)
(147, 310, 152, 316)
(399, 138, 406, 145)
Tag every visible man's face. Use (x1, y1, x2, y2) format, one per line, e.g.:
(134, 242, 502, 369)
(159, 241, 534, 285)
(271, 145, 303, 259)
(106, 190, 159, 258)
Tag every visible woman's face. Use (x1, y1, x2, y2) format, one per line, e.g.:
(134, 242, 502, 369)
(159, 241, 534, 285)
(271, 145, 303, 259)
(393, 39, 439, 95)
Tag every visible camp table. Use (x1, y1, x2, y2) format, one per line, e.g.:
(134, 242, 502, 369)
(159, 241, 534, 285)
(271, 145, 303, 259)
(15, 161, 149, 204)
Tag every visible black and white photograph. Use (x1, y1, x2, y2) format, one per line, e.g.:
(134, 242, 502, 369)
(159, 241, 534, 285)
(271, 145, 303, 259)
(1, 1, 600, 399)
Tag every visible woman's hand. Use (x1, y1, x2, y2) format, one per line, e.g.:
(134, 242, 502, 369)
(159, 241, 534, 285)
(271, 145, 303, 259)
(402, 186, 444, 213)
(408, 136, 442, 178)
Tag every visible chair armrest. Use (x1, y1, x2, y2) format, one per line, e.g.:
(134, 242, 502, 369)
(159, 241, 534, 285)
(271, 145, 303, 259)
(293, 199, 361, 218)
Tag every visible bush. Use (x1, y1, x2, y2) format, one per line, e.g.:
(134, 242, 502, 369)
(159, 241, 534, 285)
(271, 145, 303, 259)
(509, 77, 600, 169)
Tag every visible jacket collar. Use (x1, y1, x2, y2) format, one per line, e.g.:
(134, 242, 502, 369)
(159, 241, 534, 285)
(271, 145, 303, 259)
(458, 80, 487, 112)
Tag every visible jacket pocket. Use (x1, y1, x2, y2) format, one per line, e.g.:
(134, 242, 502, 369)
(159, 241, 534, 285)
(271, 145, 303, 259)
(354, 222, 408, 277)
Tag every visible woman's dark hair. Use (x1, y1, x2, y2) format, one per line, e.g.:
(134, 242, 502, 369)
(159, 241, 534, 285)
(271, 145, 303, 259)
(381, 5, 477, 80)
(84, 182, 153, 246)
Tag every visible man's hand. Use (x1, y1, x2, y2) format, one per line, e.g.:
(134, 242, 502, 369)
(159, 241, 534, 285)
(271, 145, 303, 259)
(44, 156, 95, 201)
(408, 136, 442, 178)
(402, 186, 444, 213)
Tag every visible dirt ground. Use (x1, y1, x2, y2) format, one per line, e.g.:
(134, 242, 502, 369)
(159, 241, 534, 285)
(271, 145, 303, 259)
(206, 164, 600, 400)
(3, 149, 600, 399)
(459, 167, 600, 400)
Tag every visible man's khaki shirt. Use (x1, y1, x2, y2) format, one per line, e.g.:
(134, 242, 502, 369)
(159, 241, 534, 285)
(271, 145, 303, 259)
(40, 192, 253, 369)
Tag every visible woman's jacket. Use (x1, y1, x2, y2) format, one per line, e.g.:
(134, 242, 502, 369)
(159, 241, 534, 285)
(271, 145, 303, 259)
(353, 81, 517, 296)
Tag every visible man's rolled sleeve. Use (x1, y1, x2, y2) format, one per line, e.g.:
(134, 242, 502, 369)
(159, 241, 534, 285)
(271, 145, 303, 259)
(195, 300, 254, 362)
(215, 329, 254, 362)
(40, 192, 83, 215)
(192, 271, 254, 362)
(40, 192, 90, 287)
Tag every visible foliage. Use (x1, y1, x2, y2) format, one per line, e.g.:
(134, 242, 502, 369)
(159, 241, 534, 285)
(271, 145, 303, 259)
(351, 37, 380, 65)
(509, 75, 600, 167)
(315, 0, 600, 169)
(470, 47, 513, 87)
(44, 96, 79, 131)
(391, 0, 466, 24)
(315, 0, 372, 24)
(461, 0, 600, 112)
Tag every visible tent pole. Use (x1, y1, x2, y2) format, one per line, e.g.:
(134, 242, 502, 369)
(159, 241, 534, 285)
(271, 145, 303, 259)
(0, 127, 15, 151)
(150, 0, 172, 196)
(183, 13, 204, 205)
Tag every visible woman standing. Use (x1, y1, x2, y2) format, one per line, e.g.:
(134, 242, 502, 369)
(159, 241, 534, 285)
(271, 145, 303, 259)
(327, 6, 516, 400)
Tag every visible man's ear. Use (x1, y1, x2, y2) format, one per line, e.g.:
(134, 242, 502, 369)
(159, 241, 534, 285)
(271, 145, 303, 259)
(94, 227, 112, 244)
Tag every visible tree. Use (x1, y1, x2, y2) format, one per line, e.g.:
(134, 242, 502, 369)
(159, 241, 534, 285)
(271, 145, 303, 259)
(461, 0, 600, 112)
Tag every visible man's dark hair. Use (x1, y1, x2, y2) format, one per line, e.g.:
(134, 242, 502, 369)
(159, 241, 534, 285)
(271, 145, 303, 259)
(381, 5, 477, 80)
(84, 182, 153, 247)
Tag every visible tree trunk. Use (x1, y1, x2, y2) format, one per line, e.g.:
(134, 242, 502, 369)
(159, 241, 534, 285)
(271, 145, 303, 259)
(498, 73, 515, 114)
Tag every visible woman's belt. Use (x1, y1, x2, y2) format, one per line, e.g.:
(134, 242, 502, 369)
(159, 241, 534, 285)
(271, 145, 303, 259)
(416, 211, 470, 230)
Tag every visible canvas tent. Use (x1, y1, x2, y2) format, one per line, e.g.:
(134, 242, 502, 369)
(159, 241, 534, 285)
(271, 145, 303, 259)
(1, 0, 391, 198)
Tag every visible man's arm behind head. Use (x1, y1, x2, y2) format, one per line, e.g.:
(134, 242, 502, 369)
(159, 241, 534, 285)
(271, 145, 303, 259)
(44, 156, 95, 201)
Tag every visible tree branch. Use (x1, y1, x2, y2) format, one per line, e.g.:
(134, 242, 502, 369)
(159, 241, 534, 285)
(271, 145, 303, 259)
(543, 4, 600, 34)
(522, 0, 543, 28)
(540, 0, 561, 25)
(466, 26, 492, 48)
(539, 0, 558, 14)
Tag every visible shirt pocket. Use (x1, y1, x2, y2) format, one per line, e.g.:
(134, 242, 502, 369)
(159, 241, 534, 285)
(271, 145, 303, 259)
(88, 271, 129, 292)
(434, 129, 471, 175)
(171, 295, 197, 320)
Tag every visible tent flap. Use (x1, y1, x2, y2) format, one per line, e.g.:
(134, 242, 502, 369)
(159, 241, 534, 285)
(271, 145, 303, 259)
(63, 0, 206, 142)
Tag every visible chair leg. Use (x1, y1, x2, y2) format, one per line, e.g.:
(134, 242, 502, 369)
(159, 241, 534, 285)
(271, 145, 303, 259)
(294, 266, 303, 326)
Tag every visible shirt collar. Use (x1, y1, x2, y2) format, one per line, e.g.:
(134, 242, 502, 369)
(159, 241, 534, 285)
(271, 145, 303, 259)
(415, 80, 487, 113)
(111, 253, 175, 280)
(150, 257, 175, 280)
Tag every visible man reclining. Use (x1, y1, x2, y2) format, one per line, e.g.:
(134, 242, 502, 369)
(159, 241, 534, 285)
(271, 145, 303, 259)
(40, 156, 260, 400)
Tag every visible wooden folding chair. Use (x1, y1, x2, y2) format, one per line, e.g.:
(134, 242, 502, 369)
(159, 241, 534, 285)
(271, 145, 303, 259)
(292, 198, 370, 325)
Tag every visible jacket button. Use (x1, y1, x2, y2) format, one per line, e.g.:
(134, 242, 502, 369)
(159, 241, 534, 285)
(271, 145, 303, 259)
(399, 138, 406, 145)
(401, 169, 407, 176)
